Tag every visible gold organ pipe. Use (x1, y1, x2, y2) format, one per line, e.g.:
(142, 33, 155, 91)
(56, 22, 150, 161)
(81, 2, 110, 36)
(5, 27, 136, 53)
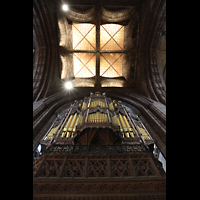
(88, 112, 110, 123)
(141, 122, 151, 139)
(117, 115, 123, 133)
(123, 115, 130, 129)
(70, 113, 77, 130)
(91, 114, 93, 122)
(73, 115, 80, 132)
(87, 114, 89, 122)
(129, 131, 134, 138)
(106, 113, 108, 122)
(92, 113, 94, 122)
(119, 114, 126, 129)
(119, 113, 129, 138)
(95, 112, 97, 122)
(99, 112, 101, 122)
(90, 100, 106, 107)
(109, 102, 114, 110)
(94, 112, 97, 122)
(137, 126, 149, 140)
(46, 126, 58, 140)
(67, 113, 77, 137)
(123, 115, 134, 137)
(93, 113, 95, 122)
(77, 115, 84, 125)
(62, 115, 73, 137)
(124, 131, 130, 138)
(90, 113, 92, 122)
(65, 115, 73, 129)
(82, 102, 87, 110)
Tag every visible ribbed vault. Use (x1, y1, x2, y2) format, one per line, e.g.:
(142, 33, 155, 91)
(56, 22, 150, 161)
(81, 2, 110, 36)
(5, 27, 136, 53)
(33, 0, 166, 104)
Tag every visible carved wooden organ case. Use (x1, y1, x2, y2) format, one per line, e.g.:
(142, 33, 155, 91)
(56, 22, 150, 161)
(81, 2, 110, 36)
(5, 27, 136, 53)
(34, 92, 165, 200)
(40, 92, 154, 149)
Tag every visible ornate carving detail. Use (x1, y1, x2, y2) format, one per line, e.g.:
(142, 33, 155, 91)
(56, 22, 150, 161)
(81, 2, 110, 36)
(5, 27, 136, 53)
(111, 159, 132, 177)
(33, 153, 165, 199)
(88, 159, 108, 178)
(62, 159, 85, 178)
(33, 181, 166, 199)
(34, 153, 164, 179)
(88, 106, 108, 114)
(44, 144, 149, 154)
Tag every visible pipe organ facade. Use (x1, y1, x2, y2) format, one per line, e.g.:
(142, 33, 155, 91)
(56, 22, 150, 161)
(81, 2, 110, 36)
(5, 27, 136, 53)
(41, 92, 153, 148)
(35, 92, 165, 199)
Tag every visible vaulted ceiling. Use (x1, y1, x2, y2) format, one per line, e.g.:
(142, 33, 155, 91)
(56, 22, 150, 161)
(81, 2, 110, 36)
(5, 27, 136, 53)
(33, 0, 166, 104)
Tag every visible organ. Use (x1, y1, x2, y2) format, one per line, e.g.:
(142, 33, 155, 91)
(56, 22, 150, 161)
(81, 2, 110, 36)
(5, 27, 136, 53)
(40, 92, 153, 148)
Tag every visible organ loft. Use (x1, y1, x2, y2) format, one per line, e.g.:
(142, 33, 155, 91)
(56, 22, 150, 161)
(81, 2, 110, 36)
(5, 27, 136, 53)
(33, 92, 166, 199)
(33, 0, 166, 199)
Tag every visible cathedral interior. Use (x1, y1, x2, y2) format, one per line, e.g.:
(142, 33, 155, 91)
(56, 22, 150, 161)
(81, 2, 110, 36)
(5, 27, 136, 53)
(33, 0, 166, 199)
